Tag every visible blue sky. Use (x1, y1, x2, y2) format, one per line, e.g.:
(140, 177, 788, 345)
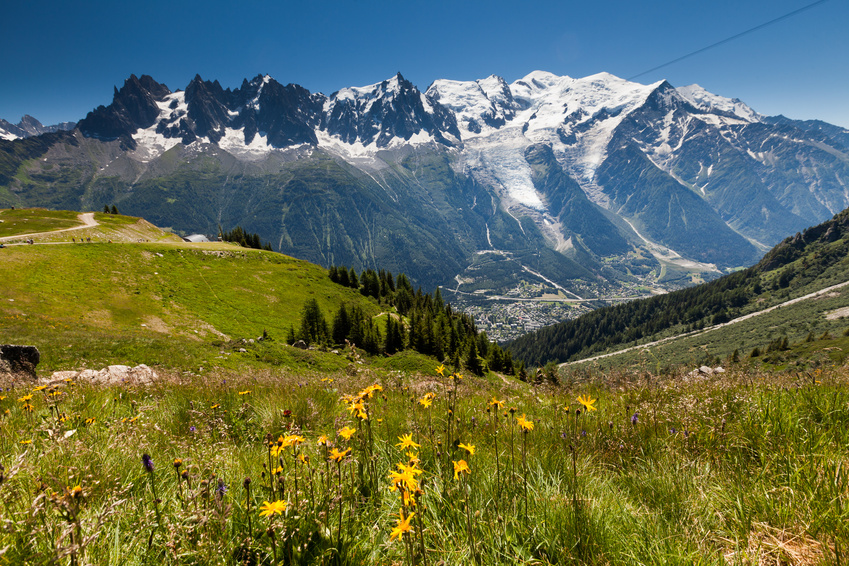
(2, 0, 847, 127)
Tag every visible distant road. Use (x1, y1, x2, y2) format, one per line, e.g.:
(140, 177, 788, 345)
(563, 279, 849, 366)
(0, 213, 99, 244)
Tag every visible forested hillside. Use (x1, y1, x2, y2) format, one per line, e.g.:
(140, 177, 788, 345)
(508, 208, 849, 366)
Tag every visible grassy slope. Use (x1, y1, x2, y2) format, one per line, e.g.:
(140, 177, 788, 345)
(0, 215, 386, 372)
(0, 208, 84, 237)
(567, 284, 849, 373)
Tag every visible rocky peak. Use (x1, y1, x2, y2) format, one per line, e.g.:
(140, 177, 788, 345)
(78, 74, 171, 143)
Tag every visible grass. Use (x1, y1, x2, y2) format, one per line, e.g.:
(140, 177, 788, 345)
(571, 283, 849, 373)
(0, 208, 84, 238)
(0, 364, 846, 565)
(0, 237, 380, 372)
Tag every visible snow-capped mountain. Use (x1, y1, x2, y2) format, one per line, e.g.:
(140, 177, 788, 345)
(3, 70, 849, 297)
(0, 115, 76, 140)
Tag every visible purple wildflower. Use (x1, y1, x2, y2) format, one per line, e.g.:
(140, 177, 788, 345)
(141, 454, 155, 473)
(631, 412, 639, 425)
(216, 478, 227, 500)
(189, 426, 197, 433)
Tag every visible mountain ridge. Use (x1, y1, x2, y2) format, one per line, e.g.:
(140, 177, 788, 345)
(2, 70, 848, 309)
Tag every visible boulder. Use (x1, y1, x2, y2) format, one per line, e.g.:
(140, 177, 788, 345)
(0, 345, 40, 382)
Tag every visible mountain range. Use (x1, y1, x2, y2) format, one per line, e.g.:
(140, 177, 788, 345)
(2, 70, 848, 298)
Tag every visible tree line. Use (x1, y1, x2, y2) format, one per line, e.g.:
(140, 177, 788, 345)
(290, 265, 526, 378)
(219, 226, 273, 251)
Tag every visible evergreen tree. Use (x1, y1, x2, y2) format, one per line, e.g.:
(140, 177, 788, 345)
(338, 267, 350, 287)
(348, 268, 359, 289)
(331, 304, 351, 345)
(298, 299, 329, 345)
(465, 338, 483, 376)
(110, 205, 119, 215)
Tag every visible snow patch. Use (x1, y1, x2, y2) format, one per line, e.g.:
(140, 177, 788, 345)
(677, 84, 761, 123)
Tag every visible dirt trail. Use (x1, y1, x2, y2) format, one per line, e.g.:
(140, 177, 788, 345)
(0, 212, 99, 243)
(563, 279, 849, 366)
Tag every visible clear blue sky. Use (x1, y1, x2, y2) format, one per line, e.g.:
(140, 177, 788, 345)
(2, 0, 847, 127)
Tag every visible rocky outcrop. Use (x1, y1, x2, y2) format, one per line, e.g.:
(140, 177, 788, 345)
(0, 344, 40, 382)
(50, 364, 158, 386)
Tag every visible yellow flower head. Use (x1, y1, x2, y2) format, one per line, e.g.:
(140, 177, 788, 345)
(396, 461, 424, 477)
(17, 394, 33, 403)
(453, 459, 470, 480)
(576, 395, 597, 412)
(395, 433, 421, 451)
(489, 398, 505, 409)
(20, 439, 32, 445)
(347, 399, 365, 415)
(238, 390, 251, 396)
(210, 403, 220, 409)
(389, 468, 419, 494)
(418, 396, 433, 409)
(32, 385, 48, 392)
(435, 364, 445, 376)
(280, 434, 306, 448)
(390, 510, 415, 542)
(458, 443, 475, 456)
(338, 426, 356, 440)
(259, 500, 287, 517)
(329, 447, 351, 463)
(516, 414, 534, 432)
(67, 484, 83, 499)
(317, 434, 329, 446)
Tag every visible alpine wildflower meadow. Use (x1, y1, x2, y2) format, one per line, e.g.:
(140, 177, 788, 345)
(0, 363, 847, 565)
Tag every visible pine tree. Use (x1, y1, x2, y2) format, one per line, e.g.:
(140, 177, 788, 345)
(110, 205, 119, 215)
(298, 299, 329, 345)
(331, 304, 351, 345)
(465, 338, 483, 376)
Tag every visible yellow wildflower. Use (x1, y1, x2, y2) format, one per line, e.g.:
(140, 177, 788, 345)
(395, 433, 421, 451)
(458, 443, 475, 456)
(280, 434, 306, 448)
(516, 414, 534, 432)
(390, 510, 415, 542)
(238, 390, 251, 395)
(577, 395, 597, 412)
(338, 426, 356, 440)
(435, 364, 445, 376)
(259, 500, 287, 517)
(329, 447, 351, 462)
(32, 385, 48, 392)
(453, 459, 470, 480)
